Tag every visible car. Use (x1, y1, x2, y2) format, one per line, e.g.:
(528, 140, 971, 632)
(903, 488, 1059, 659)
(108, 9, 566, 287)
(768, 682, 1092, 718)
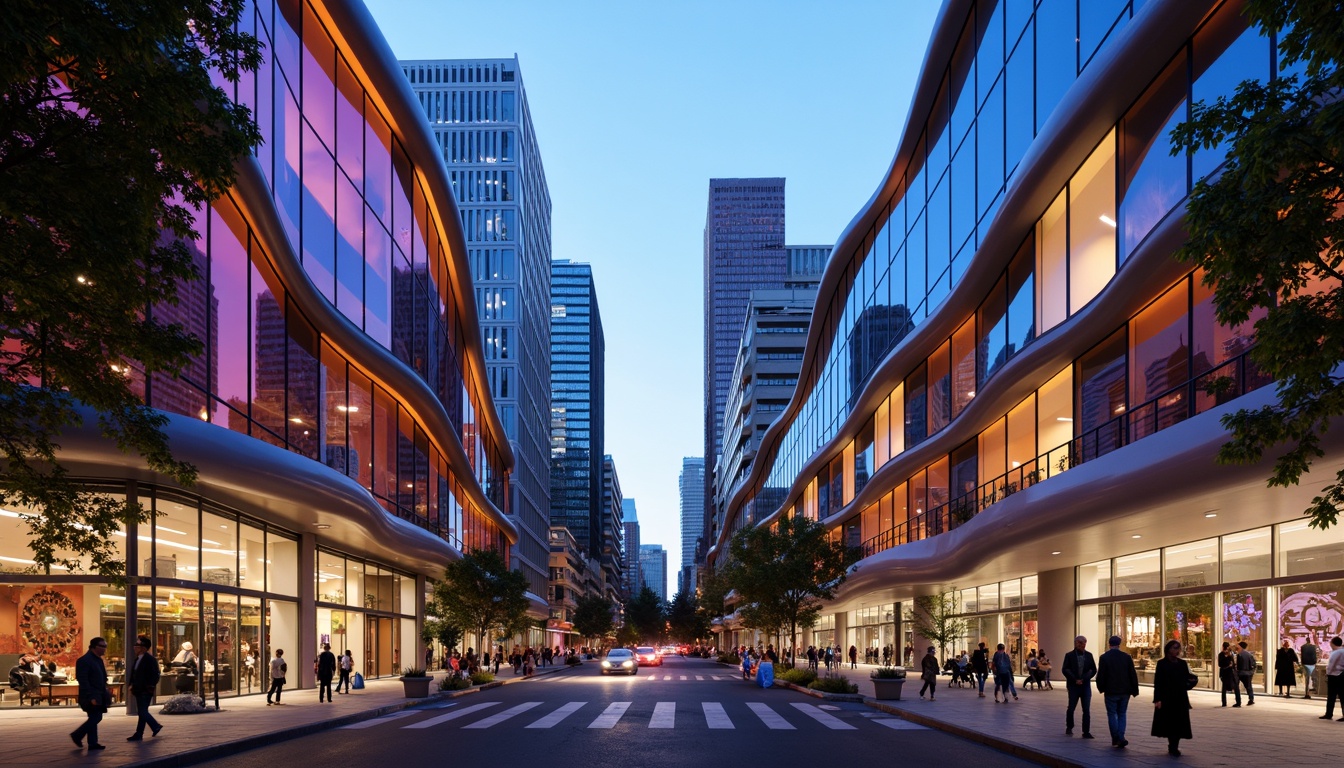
(635, 646, 662, 666)
(601, 648, 637, 675)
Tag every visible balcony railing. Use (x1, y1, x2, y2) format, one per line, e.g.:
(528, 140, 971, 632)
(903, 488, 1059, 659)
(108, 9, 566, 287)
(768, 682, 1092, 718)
(859, 349, 1272, 558)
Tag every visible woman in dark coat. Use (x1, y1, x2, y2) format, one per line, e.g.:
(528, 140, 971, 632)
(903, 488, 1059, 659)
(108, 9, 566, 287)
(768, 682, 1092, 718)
(1152, 639, 1193, 756)
(1274, 640, 1298, 697)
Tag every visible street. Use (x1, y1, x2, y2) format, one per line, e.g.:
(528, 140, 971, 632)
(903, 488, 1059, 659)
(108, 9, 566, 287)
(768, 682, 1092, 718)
(197, 655, 1033, 768)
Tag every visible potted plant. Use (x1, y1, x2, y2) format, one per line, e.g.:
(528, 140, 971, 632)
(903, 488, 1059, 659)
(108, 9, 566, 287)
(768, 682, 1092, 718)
(870, 665, 907, 700)
(400, 667, 432, 698)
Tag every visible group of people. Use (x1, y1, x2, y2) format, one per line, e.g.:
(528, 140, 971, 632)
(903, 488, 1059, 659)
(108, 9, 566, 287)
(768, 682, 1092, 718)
(802, 644, 847, 671)
(738, 644, 778, 687)
(68, 635, 164, 752)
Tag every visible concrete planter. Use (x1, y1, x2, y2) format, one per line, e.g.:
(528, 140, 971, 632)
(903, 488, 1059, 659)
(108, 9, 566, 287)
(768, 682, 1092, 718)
(870, 676, 906, 700)
(400, 676, 433, 698)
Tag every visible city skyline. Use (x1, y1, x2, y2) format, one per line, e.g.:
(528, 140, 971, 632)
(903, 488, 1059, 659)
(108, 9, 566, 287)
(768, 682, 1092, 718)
(362, 0, 940, 585)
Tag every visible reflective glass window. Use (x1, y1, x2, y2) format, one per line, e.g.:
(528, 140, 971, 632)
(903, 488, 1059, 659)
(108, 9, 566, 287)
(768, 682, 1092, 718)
(1036, 190, 1068, 333)
(1068, 130, 1117, 313)
(1035, 0, 1077, 132)
(951, 318, 976, 418)
(927, 341, 951, 436)
(1120, 54, 1187, 260)
(979, 275, 1008, 384)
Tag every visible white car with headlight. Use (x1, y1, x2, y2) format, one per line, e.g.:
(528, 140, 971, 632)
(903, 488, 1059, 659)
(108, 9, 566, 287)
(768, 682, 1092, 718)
(601, 648, 638, 675)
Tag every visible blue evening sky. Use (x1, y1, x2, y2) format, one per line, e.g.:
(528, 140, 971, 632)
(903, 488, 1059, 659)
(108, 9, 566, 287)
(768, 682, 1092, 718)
(363, 0, 941, 591)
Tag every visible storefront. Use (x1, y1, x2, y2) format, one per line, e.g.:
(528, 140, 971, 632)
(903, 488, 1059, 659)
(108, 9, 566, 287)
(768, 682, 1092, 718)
(315, 549, 417, 678)
(1077, 519, 1344, 691)
(953, 577, 1039, 673)
(846, 604, 897, 663)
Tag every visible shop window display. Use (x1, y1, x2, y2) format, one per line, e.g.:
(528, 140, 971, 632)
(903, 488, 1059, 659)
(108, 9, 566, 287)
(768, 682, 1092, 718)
(1223, 588, 1266, 687)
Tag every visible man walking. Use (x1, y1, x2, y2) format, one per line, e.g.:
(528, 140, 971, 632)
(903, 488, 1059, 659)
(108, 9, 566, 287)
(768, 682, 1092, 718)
(70, 637, 110, 751)
(1319, 637, 1344, 720)
(971, 642, 990, 698)
(267, 648, 287, 705)
(1301, 639, 1319, 699)
(1236, 641, 1257, 705)
(1094, 635, 1138, 749)
(1062, 635, 1097, 738)
(335, 649, 353, 693)
(126, 635, 163, 741)
(316, 643, 336, 702)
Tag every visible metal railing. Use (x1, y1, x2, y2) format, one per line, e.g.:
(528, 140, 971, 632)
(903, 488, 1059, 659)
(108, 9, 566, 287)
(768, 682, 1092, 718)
(860, 349, 1271, 558)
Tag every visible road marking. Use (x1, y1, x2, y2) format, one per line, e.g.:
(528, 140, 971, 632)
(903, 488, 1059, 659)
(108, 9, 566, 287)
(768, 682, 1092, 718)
(649, 701, 676, 728)
(427, 700, 462, 709)
(403, 701, 500, 729)
(873, 718, 929, 730)
(462, 701, 542, 729)
(339, 711, 418, 729)
(526, 701, 585, 729)
(790, 702, 857, 730)
(696, 675, 705, 681)
(702, 702, 733, 729)
(746, 702, 795, 730)
(588, 701, 631, 728)
(679, 675, 688, 681)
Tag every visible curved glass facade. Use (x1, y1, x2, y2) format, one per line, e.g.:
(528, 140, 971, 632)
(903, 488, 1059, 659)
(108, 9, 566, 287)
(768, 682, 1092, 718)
(130, 0, 511, 552)
(720, 0, 1277, 556)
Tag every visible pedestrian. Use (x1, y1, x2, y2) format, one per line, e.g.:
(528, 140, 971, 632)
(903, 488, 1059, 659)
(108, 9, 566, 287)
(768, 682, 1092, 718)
(1319, 636, 1344, 720)
(1038, 649, 1053, 690)
(316, 643, 336, 702)
(493, 646, 502, 674)
(1218, 642, 1240, 707)
(126, 635, 163, 741)
(69, 636, 110, 751)
(1236, 641, 1257, 705)
(1063, 635, 1096, 737)
(424, 646, 433, 670)
(806, 645, 818, 671)
(971, 641, 990, 698)
(336, 649, 353, 693)
(849, 644, 858, 669)
(992, 643, 1016, 702)
(1024, 649, 1039, 690)
(1274, 639, 1298, 697)
(1301, 639, 1319, 699)
(1095, 635, 1139, 749)
(1151, 639, 1193, 757)
(919, 646, 939, 701)
(266, 648, 287, 705)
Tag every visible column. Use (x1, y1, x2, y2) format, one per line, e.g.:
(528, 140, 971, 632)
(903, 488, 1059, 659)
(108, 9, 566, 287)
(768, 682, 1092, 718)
(299, 532, 317, 689)
(1038, 567, 1076, 673)
(414, 574, 426, 670)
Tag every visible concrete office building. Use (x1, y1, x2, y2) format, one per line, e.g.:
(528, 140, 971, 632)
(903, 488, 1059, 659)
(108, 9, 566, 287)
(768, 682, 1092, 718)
(708, 0, 1344, 691)
(0, 0, 518, 708)
(401, 56, 553, 623)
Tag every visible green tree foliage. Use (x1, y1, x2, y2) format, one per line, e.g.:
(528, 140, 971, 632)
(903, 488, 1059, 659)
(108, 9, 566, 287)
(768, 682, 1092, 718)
(420, 618, 463, 653)
(912, 593, 967, 662)
(429, 549, 530, 654)
(0, 0, 262, 582)
(622, 586, 666, 643)
(1169, 0, 1344, 528)
(570, 593, 614, 643)
(666, 590, 710, 643)
(723, 514, 861, 662)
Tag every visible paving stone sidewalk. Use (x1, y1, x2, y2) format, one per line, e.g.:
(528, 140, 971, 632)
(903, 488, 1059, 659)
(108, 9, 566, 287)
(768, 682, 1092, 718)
(0, 663, 574, 768)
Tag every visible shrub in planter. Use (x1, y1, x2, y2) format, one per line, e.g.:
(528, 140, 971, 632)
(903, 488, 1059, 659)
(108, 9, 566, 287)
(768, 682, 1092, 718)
(777, 667, 818, 686)
(469, 671, 495, 685)
(870, 666, 907, 679)
(400, 667, 429, 678)
(807, 675, 859, 694)
(439, 676, 471, 691)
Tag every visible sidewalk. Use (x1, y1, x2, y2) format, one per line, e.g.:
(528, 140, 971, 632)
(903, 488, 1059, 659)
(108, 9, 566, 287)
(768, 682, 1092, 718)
(822, 663, 1344, 767)
(2, 663, 575, 768)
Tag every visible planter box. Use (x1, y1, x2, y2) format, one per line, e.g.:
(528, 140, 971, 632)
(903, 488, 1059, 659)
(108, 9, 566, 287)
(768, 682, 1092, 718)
(870, 677, 905, 700)
(400, 676, 432, 698)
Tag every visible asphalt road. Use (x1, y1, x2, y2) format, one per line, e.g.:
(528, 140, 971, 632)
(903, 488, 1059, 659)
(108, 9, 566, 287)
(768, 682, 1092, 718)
(198, 655, 1034, 768)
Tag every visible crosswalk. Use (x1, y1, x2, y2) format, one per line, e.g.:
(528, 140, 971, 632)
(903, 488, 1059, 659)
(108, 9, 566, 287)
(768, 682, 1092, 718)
(348, 700, 928, 733)
(534, 672, 740, 682)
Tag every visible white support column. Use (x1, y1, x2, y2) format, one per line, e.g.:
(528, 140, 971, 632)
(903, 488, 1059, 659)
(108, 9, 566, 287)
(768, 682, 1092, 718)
(1038, 568, 1077, 671)
(299, 532, 317, 690)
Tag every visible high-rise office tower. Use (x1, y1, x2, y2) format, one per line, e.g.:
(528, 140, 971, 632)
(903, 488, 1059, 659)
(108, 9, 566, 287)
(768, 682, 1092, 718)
(402, 57, 553, 609)
(639, 544, 668, 603)
(678, 458, 704, 596)
(601, 455, 625, 606)
(550, 260, 605, 556)
(622, 499, 641, 599)
(702, 178, 787, 561)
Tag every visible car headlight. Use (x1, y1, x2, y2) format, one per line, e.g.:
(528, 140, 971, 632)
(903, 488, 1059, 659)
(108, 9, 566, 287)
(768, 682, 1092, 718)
(601, 661, 611, 668)
(622, 661, 633, 667)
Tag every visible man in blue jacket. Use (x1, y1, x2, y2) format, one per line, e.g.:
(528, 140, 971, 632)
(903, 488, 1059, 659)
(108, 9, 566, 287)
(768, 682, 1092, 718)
(1062, 635, 1097, 738)
(1094, 635, 1139, 749)
(70, 637, 110, 751)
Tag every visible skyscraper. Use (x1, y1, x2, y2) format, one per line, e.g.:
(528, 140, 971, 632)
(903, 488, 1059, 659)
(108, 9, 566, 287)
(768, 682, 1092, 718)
(678, 458, 704, 596)
(550, 260, 605, 554)
(702, 178, 787, 560)
(402, 57, 553, 607)
(622, 498, 641, 599)
(601, 455, 624, 606)
(639, 544, 668, 603)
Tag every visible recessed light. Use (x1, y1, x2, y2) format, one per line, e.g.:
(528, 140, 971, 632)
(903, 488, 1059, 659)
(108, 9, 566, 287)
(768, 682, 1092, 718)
(1051, 551, 1061, 556)
(314, 523, 331, 530)
(1204, 512, 1218, 518)
(1131, 534, 1142, 539)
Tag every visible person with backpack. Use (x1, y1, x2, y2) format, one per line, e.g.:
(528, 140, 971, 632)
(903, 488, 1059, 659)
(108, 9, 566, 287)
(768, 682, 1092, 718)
(335, 649, 353, 694)
(992, 643, 1017, 702)
(971, 642, 990, 698)
(1063, 636, 1097, 737)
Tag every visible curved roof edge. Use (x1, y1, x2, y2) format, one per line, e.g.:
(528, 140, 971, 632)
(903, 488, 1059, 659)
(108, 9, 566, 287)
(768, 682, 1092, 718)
(317, 0, 514, 472)
(710, 0, 1219, 563)
(232, 157, 518, 544)
(54, 407, 465, 577)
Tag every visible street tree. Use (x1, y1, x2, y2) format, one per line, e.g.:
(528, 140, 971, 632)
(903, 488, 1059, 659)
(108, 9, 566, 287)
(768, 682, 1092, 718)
(420, 618, 463, 655)
(623, 586, 666, 643)
(0, 0, 262, 583)
(912, 592, 967, 662)
(429, 549, 530, 656)
(1169, 0, 1344, 528)
(724, 514, 862, 664)
(666, 590, 709, 643)
(571, 593, 615, 645)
